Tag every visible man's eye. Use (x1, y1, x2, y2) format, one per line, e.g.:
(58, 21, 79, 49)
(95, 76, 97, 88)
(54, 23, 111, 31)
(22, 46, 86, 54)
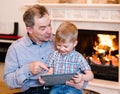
(40, 27, 45, 30)
(48, 24, 51, 27)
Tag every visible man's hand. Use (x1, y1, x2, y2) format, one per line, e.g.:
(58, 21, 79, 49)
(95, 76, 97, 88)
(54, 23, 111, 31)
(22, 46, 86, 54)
(29, 61, 48, 75)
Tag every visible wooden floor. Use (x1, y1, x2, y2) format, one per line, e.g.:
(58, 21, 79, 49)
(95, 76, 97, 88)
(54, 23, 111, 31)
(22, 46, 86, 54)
(0, 62, 4, 82)
(0, 81, 20, 94)
(0, 62, 20, 94)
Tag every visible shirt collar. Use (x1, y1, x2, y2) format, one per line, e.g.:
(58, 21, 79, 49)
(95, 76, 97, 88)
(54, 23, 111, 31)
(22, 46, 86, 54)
(24, 34, 54, 47)
(24, 34, 34, 46)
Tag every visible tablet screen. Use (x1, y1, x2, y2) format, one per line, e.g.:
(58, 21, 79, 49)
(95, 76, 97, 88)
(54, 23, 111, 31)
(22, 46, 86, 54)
(41, 73, 76, 86)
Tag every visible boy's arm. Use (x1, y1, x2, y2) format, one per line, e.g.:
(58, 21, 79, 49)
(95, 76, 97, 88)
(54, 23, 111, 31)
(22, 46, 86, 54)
(82, 70, 94, 81)
(66, 70, 93, 89)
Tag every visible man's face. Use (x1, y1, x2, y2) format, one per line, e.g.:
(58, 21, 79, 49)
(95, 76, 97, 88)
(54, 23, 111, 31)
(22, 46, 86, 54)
(28, 13, 52, 43)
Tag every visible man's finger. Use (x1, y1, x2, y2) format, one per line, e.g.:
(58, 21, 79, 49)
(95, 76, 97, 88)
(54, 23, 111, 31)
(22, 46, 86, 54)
(39, 63, 49, 71)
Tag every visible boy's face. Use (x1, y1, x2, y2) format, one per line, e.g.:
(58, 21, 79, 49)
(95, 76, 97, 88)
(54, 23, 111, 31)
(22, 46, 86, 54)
(56, 41, 77, 55)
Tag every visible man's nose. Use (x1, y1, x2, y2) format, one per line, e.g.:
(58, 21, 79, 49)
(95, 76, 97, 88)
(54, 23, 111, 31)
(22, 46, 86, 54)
(46, 26, 51, 33)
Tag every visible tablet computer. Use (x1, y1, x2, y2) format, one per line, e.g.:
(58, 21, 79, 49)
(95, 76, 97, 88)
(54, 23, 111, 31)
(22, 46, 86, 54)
(41, 73, 76, 86)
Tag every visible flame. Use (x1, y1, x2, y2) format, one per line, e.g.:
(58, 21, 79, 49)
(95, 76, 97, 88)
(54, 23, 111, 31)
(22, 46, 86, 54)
(92, 34, 119, 66)
(94, 34, 117, 52)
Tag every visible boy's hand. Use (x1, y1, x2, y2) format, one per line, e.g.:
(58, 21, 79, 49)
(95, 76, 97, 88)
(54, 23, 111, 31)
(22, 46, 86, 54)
(71, 73, 83, 83)
(66, 73, 84, 89)
(66, 80, 84, 89)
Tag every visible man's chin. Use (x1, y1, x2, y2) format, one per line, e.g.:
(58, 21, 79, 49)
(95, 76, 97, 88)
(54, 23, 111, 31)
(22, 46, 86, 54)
(44, 38, 51, 42)
(45, 37, 52, 41)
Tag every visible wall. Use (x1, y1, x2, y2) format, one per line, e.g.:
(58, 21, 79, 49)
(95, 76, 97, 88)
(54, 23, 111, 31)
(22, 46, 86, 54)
(37, 0, 120, 4)
(0, 0, 36, 36)
(0, 0, 120, 36)
(37, 0, 86, 3)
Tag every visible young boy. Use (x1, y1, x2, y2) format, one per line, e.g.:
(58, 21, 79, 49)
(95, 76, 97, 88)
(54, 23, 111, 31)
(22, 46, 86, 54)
(42, 21, 94, 94)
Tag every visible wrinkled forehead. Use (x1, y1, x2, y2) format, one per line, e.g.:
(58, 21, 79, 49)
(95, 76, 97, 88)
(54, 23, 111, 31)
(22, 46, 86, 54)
(34, 14, 51, 26)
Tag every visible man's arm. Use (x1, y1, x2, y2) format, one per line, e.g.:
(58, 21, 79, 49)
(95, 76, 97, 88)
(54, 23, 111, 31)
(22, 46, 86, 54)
(4, 46, 48, 89)
(4, 46, 33, 88)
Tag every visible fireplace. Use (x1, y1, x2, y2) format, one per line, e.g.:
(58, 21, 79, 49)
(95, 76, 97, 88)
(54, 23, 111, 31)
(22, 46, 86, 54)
(76, 29, 119, 81)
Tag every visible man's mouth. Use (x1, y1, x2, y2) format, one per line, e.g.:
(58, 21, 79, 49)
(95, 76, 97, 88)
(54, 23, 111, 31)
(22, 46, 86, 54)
(46, 35, 51, 39)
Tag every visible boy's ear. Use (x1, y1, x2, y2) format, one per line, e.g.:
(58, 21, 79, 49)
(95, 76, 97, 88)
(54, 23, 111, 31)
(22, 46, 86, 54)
(74, 40, 78, 47)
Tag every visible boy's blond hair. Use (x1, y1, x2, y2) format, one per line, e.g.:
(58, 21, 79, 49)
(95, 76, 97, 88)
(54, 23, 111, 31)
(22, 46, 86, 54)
(55, 21, 78, 43)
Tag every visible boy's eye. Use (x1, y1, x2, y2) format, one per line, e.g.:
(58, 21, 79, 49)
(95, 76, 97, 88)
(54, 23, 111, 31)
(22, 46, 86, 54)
(64, 46, 68, 48)
(57, 45, 61, 48)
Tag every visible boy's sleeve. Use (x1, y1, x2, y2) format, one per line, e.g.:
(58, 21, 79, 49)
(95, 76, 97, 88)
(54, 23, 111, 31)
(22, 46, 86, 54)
(47, 51, 56, 68)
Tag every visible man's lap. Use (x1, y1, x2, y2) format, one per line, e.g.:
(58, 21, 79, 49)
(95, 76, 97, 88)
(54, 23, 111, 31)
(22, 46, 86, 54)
(14, 86, 52, 94)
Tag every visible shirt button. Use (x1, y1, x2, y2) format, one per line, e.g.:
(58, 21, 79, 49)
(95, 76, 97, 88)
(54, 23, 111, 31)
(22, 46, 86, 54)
(42, 57, 44, 60)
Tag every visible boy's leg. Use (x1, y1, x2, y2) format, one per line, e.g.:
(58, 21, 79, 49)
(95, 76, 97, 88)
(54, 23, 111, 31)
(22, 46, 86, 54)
(64, 85, 82, 94)
(50, 85, 82, 94)
(49, 85, 64, 94)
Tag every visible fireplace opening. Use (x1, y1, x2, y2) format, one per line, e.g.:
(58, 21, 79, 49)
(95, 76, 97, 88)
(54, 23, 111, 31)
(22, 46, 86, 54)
(76, 29, 119, 82)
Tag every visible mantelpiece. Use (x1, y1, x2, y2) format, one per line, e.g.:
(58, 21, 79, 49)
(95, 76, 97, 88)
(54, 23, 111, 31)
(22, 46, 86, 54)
(25, 3, 120, 94)
(24, 3, 120, 31)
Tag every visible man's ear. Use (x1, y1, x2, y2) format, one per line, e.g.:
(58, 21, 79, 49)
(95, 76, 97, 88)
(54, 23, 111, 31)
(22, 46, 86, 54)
(74, 40, 78, 47)
(26, 27, 32, 34)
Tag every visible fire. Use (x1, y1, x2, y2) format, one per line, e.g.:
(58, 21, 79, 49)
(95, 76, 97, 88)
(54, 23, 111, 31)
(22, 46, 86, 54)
(94, 34, 117, 52)
(91, 34, 119, 67)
